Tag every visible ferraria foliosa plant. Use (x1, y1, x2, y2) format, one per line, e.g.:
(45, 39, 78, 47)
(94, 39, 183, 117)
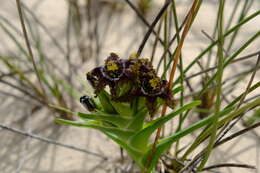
(54, 53, 201, 172)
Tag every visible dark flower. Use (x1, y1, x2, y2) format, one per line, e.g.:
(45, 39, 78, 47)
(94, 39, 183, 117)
(139, 73, 172, 115)
(140, 74, 166, 96)
(124, 58, 140, 79)
(87, 67, 107, 94)
(85, 53, 175, 115)
(139, 58, 154, 74)
(102, 53, 125, 81)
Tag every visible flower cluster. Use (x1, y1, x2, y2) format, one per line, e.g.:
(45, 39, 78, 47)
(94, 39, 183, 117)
(86, 53, 175, 115)
(57, 53, 203, 172)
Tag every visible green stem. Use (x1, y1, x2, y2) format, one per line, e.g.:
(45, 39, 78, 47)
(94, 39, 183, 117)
(171, 0, 184, 156)
(199, 1, 225, 169)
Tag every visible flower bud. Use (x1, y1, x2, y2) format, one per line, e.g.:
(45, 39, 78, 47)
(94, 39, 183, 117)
(80, 96, 97, 112)
(87, 67, 108, 94)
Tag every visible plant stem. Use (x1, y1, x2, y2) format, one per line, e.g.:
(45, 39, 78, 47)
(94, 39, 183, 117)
(170, 0, 183, 156)
(202, 163, 255, 171)
(137, 0, 171, 57)
(215, 53, 260, 144)
(198, 0, 225, 169)
(15, 0, 47, 101)
(0, 123, 106, 159)
(124, 0, 172, 56)
(146, 0, 201, 170)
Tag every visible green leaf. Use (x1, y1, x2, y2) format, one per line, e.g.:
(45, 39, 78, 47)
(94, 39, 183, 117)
(198, 31, 259, 98)
(142, 98, 260, 171)
(56, 118, 134, 140)
(127, 108, 148, 131)
(110, 101, 133, 117)
(98, 90, 116, 113)
(243, 108, 260, 127)
(50, 104, 74, 114)
(141, 116, 213, 171)
(181, 106, 235, 160)
(0, 56, 42, 96)
(77, 112, 130, 128)
(38, 71, 53, 94)
(116, 81, 132, 97)
(129, 101, 201, 150)
(131, 97, 146, 115)
(103, 131, 144, 168)
(92, 97, 103, 110)
(183, 98, 259, 162)
(172, 85, 183, 94)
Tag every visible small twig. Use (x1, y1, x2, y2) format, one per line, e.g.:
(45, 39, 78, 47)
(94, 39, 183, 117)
(151, 18, 163, 63)
(167, 0, 200, 90)
(16, 108, 33, 173)
(180, 98, 260, 173)
(215, 121, 260, 147)
(179, 156, 202, 173)
(136, 0, 171, 57)
(231, 51, 260, 63)
(0, 79, 44, 105)
(120, 147, 124, 163)
(124, 0, 172, 57)
(186, 51, 260, 80)
(201, 29, 228, 56)
(202, 163, 255, 171)
(0, 70, 33, 79)
(244, 94, 260, 103)
(0, 90, 31, 104)
(222, 66, 260, 85)
(15, 0, 46, 99)
(0, 123, 107, 160)
(183, 113, 260, 172)
(216, 53, 260, 143)
(236, 54, 260, 108)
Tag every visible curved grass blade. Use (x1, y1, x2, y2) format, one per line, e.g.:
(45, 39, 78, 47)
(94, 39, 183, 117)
(55, 118, 134, 140)
(182, 82, 260, 160)
(129, 101, 201, 150)
(172, 85, 183, 94)
(181, 106, 235, 160)
(141, 106, 234, 171)
(78, 112, 131, 128)
(49, 104, 74, 114)
(50, 104, 131, 128)
(143, 98, 260, 171)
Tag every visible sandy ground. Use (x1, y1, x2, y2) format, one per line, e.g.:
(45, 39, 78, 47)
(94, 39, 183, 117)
(0, 0, 259, 173)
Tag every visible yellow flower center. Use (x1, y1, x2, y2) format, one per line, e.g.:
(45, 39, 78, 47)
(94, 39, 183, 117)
(106, 61, 119, 71)
(149, 78, 160, 89)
